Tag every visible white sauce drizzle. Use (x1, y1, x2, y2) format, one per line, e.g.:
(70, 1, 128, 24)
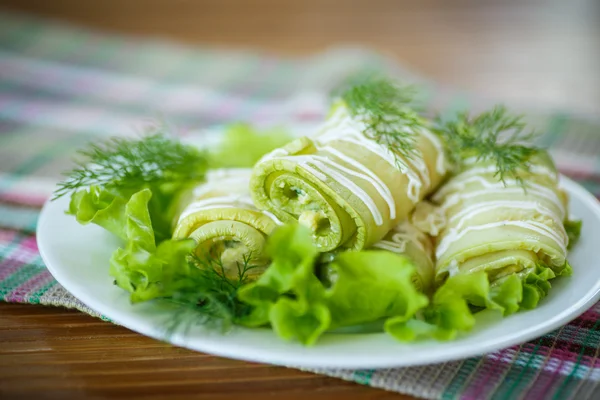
(277, 154, 385, 225)
(419, 127, 449, 175)
(314, 108, 428, 204)
(433, 159, 569, 268)
(403, 145, 431, 189)
(309, 159, 384, 225)
(259, 104, 445, 223)
(434, 176, 565, 218)
(447, 259, 460, 277)
(448, 200, 564, 232)
(374, 221, 428, 253)
(317, 118, 399, 168)
(373, 240, 407, 253)
(178, 195, 256, 222)
(436, 220, 567, 259)
(319, 125, 425, 203)
(318, 145, 396, 219)
(275, 155, 328, 180)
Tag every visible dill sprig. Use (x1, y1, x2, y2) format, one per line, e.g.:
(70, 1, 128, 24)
(435, 106, 540, 187)
(336, 76, 425, 167)
(164, 253, 258, 335)
(53, 133, 208, 199)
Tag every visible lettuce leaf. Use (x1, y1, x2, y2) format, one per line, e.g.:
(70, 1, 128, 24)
(237, 224, 329, 345)
(67, 182, 187, 243)
(68, 185, 129, 240)
(386, 260, 564, 341)
(67, 186, 204, 304)
(238, 224, 429, 345)
(326, 251, 429, 328)
(386, 272, 500, 341)
(104, 188, 196, 302)
(564, 219, 582, 250)
(209, 123, 293, 168)
(59, 134, 209, 242)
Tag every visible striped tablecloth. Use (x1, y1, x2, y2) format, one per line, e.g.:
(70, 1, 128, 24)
(1, 12, 600, 400)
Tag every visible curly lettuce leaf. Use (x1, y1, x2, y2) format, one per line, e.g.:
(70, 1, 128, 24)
(67, 182, 186, 243)
(237, 224, 328, 345)
(67, 185, 129, 240)
(386, 272, 507, 341)
(386, 260, 566, 341)
(326, 251, 429, 328)
(106, 188, 196, 302)
(564, 219, 582, 250)
(238, 225, 429, 345)
(209, 123, 293, 168)
(59, 134, 209, 242)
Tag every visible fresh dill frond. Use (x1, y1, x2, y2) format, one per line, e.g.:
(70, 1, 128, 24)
(164, 253, 258, 336)
(435, 106, 541, 187)
(335, 76, 425, 168)
(53, 133, 208, 199)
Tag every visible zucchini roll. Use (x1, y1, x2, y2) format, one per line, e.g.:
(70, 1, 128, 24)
(250, 103, 448, 251)
(427, 154, 573, 306)
(172, 168, 281, 278)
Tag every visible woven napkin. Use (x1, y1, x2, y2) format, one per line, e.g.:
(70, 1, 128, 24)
(1, 12, 599, 400)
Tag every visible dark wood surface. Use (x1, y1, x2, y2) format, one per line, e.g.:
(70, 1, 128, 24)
(0, 1, 598, 399)
(0, 303, 409, 399)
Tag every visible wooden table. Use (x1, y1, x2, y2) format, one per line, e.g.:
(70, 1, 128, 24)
(0, 303, 407, 399)
(0, 1, 598, 399)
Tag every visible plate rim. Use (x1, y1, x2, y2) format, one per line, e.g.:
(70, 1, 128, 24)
(36, 175, 600, 369)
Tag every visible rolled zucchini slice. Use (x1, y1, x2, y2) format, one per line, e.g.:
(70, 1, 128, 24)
(173, 168, 281, 278)
(422, 154, 574, 307)
(250, 103, 448, 251)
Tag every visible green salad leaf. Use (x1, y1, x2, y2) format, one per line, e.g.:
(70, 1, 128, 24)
(67, 185, 129, 240)
(237, 224, 329, 345)
(58, 133, 209, 242)
(68, 187, 197, 302)
(208, 123, 293, 168)
(107, 189, 196, 302)
(85, 186, 255, 328)
(564, 219, 582, 250)
(238, 224, 429, 345)
(387, 272, 507, 341)
(386, 260, 564, 341)
(326, 251, 429, 328)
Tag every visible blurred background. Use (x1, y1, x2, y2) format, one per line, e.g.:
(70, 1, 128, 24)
(0, 0, 598, 114)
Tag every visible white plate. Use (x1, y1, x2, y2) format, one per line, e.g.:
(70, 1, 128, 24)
(37, 176, 600, 369)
